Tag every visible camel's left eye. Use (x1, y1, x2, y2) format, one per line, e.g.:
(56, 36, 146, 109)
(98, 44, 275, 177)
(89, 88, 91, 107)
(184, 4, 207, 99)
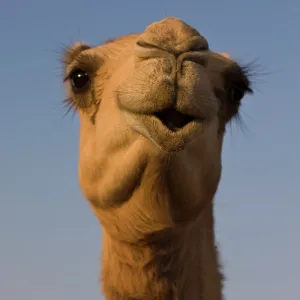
(70, 69, 90, 92)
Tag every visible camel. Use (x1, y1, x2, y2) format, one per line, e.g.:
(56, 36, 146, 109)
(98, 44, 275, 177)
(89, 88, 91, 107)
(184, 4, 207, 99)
(62, 17, 253, 300)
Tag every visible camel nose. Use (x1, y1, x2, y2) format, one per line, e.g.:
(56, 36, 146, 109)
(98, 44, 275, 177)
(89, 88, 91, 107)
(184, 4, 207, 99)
(136, 17, 209, 56)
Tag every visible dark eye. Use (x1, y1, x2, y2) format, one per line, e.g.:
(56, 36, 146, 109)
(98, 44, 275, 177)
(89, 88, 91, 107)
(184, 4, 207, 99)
(70, 69, 90, 92)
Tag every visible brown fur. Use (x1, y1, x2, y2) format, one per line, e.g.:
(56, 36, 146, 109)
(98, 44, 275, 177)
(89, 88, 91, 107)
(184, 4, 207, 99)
(62, 17, 253, 299)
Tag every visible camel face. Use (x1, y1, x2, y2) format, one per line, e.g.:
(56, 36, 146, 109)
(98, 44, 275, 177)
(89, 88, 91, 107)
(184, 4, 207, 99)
(63, 17, 253, 298)
(63, 17, 252, 224)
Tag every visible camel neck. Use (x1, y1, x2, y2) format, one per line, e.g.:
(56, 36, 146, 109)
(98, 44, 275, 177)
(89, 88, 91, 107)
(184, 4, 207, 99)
(100, 202, 223, 300)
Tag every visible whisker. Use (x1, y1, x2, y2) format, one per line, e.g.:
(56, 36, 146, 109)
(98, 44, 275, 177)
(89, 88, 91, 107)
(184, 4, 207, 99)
(229, 111, 250, 138)
(61, 98, 77, 120)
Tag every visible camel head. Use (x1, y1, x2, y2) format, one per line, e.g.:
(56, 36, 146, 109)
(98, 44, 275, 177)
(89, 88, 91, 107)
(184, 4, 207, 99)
(63, 17, 253, 242)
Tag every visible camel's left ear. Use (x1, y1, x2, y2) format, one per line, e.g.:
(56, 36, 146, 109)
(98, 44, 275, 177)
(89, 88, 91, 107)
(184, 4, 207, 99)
(63, 42, 91, 66)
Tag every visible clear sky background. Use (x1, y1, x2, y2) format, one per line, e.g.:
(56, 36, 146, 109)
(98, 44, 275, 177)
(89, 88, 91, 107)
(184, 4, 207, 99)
(0, 0, 299, 299)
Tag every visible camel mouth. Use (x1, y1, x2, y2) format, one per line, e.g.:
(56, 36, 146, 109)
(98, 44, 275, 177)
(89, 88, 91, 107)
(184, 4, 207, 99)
(154, 108, 196, 132)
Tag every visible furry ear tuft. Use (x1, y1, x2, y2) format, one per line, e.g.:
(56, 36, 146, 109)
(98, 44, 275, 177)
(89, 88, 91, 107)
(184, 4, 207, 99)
(63, 43, 91, 65)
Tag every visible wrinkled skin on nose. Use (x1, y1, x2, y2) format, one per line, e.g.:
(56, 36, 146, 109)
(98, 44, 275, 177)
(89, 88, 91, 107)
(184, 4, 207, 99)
(136, 17, 209, 54)
(117, 17, 220, 152)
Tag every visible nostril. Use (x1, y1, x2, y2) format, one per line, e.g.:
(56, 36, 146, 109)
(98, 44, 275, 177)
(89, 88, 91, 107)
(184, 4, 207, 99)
(186, 36, 209, 52)
(135, 40, 170, 60)
(190, 40, 209, 52)
(136, 39, 160, 50)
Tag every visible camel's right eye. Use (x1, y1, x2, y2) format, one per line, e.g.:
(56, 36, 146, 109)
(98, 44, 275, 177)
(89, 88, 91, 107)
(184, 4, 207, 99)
(69, 69, 90, 92)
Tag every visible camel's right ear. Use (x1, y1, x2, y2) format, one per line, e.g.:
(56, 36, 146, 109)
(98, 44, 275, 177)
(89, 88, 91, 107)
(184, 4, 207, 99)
(63, 43, 91, 65)
(219, 52, 232, 60)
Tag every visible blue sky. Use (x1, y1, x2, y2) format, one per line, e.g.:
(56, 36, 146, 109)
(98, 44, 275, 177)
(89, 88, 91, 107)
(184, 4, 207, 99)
(0, 0, 299, 299)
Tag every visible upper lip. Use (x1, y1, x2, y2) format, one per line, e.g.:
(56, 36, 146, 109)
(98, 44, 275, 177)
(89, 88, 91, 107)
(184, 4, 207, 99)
(154, 107, 198, 132)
